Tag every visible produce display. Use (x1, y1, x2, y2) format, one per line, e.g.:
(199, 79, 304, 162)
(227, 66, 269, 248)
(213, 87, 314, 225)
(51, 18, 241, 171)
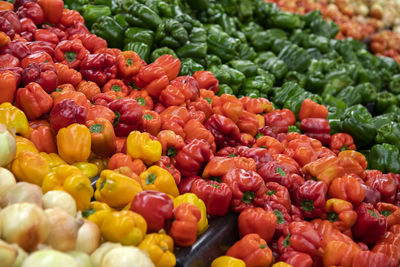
(0, 0, 399, 267)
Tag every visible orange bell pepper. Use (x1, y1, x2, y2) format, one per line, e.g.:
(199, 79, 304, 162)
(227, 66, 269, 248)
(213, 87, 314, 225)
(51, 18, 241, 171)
(0, 70, 17, 103)
(52, 89, 91, 110)
(272, 154, 301, 175)
(238, 207, 277, 243)
(338, 150, 367, 179)
(329, 133, 356, 154)
(86, 118, 116, 158)
(323, 240, 361, 267)
(142, 110, 161, 136)
(15, 82, 53, 120)
(323, 198, 357, 231)
(108, 153, 146, 175)
(0, 31, 11, 48)
(129, 89, 154, 110)
(86, 105, 115, 124)
(117, 51, 142, 80)
(302, 155, 345, 186)
(156, 130, 185, 158)
(183, 119, 216, 152)
(253, 136, 284, 155)
(56, 123, 91, 164)
(237, 111, 259, 136)
(169, 203, 201, 247)
(159, 84, 186, 107)
(299, 98, 328, 120)
(226, 234, 273, 267)
(0, 1, 13, 11)
(240, 96, 273, 114)
(21, 52, 54, 69)
(29, 125, 57, 153)
(329, 175, 366, 206)
(376, 202, 400, 227)
(37, 0, 64, 24)
(212, 94, 243, 123)
(76, 80, 101, 101)
(54, 63, 82, 88)
(202, 156, 257, 180)
(102, 79, 129, 97)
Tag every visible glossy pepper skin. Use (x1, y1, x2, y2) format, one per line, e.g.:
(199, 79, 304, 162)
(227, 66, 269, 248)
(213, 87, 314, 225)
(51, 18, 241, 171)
(73, 162, 99, 179)
(329, 175, 366, 206)
(156, 130, 185, 158)
(193, 71, 219, 93)
(107, 98, 142, 137)
(101, 210, 147, 246)
(222, 168, 267, 213)
(376, 202, 400, 227)
(130, 190, 173, 233)
(92, 16, 124, 49)
(0, 70, 17, 103)
(211, 256, 245, 267)
(54, 40, 89, 69)
(190, 179, 232, 217)
(302, 155, 345, 186)
(352, 203, 388, 245)
(239, 207, 277, 243)
(11, 151, 51, 186)
(16, 2, 44, 26)
(15, 82, 53, 120)
(351, 250, 398, 267)
(127, 131, 161, 165)
(95, 170, 142, 209)
(29, 125, 56, 153)
(117, 50, 142, 80)
(138, 233, 176, 267)
(293, 180, 328, 219)
(205, 114, 241, 149)
(22, 62, 58, 93)
(173, 193, 208, 235)
(330, 133, 356, 154)
(80, 53, 117, 86)
(368, 144, 400, 174)
(323, 198, 357, 231)
(175, 139, 212, 178)
(280, 251, 312, 267)
(226, 234, 273, 267)
(169, 203, 201, 247)
(140, 166, 179, 197)
(300, 118, 331, 146)
(49, 99, 87, 133)
(135, 64, 169, 98)
(322, 240, 361, 267)
(0, 103, 28, 138)
(299, 98, 328, 120)
(42, 164, 93, 210)
(56, 123, 91, 164)
(202, 156, 257, 181)
(86, 117, 116, 158)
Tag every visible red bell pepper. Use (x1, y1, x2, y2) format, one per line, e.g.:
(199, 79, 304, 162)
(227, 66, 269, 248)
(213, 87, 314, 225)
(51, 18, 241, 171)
(34, 29, 59, 45)
(352, 202, 388, 245)
(37, 0, 63, 25)
(226, 234, 273, 267)
(102, 79, 129, 97)
(376, 202, 400, 227)
(280, 251, 313, 267)
(54, 40, 89, 69)
(172, 76, 199, 101)
(155, 156, 181, 185)
(29, 124, 56, 153)
(183, 119, 216, 152)
(16, 2, 44, 25)
(134, 64, 169, 98)
(202, 156, 256, 181)
(58, 9, 84, 28)
(156, 130, 185, 158)
(1, 40, 30, 60)
(49, 98, 87, 133)
(15, 82, 53, 120)
(22, 62, 57, 93)
(0, 10, 21, 37)
(80, 53, 117, 87)
(69, 33, 107, 54)
(330, 133, 356, 154)
(159, 84, 185, 107)
(178, 176, 200, 194)
(263, 110, 289, 134)
(299, 98, 328, 120)
(141, 110, 161, 137)
(205, 114, 241, 149)
(338, 150, 368, 179)
(238, 207, 277, 243)
(0, 54, 20, 68)
(107, 98, 143, 137)
(264, 201, 292, 237)
(21, 51, 53, 69)
(0, 70, 17, 103)
(265, 182, 291, 212)
(169, 203, 201, 247)
(130, 190, 174, 232)
(20, 17, 36, 41)
(300, 118, 331, 146)
(190, 179, 232, 217)
(175, 139, 212, 177)
(153, 54, 180, 81)
(258, 161, 288, 184)
(222, 168, 267, 213)
(293, 180, 328, 219)
(192, 71, 219, 93)
(351, 251, 398, 267)
(26, 41, 54, 58)
(366, 173, 398, 203)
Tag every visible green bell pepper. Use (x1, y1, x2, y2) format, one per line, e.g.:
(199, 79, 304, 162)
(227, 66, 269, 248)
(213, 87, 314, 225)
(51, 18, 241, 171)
(238, 43, 257, 61)
(256, 52, 288, 80)
(375, 122, 400, 149)
(179, 58, 204, 76)
(176, 42, 208, 59)
(229, 60, 258, 77)
(124, 42, 151, 62)
(186, 0, 209, 11)
(91, 16, 124, 49)
(241, 22, 264, 40)
(376, 92, 398, 114)
(272, 82, 303, 107)
(284, 71, 306, 88)
(304, 10, 339, 38)
(189, 27, 207, 43)
(206, 54, 222, 68)
(82, 5, 111, 28)
(127, 2, 162, 30)
(287, 125, 301, 133)
(242, 76, 273, 95)
(241, 88, 260, 98)
(155, 19, 189, 49)
(302, 34, 329, 53)
(325, 70, 353, 91)
(278, 43, 311, 73)
(250, 28, 287, 51)
(124, 27, 154, 47)
(355, 83, 377, 104)
(91, 0, 122, 14)
(64, 0, 88, 12)
(269, 11, 304, 30)
(207, 27, 239, 62)
(305, 72, 325, 93)
(389, 74, 400, 94)
(335, 86, 362, 107)
(144, 0, 172, 17)
(368, 144, 400, 173)
(150, 47, 177, 63)
(372, 114, 397, 129)
(209, 64, 245, 88)
(384, 105, 400, 115)
(217, 84, 234, 96)
(114, 14, 128, 29)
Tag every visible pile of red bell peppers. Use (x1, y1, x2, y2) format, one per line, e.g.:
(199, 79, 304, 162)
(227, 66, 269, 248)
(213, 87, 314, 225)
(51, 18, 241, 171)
(0, 1, 400, 267)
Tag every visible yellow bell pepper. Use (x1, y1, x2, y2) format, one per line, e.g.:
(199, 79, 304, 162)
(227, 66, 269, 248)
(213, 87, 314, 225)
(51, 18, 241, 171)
(40, 152, 67, 169)
(11, 151, 50, 186)
(89, 158, 108, 173)
(0, 102, 30, 137)
(82, 201, 113, 226)
(15, 136, 38, 156)
(211, 256, 246, 267)
(272, 262, 293, 267)
(127, 131, 161, 164)
(173, 193, 208, 235)
(42, 164, 93, 210)
(139, 166, 179, 197)
(138, 233, 176, 267)
(94, 170, 142, 209)
(73, 162, 99, 179)
(101, 210, 147, 246)
(56, 123, 91, 164)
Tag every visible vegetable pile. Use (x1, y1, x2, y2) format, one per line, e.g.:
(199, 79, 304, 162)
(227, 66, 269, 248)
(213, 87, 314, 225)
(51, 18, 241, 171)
(0, 0, 399, 267)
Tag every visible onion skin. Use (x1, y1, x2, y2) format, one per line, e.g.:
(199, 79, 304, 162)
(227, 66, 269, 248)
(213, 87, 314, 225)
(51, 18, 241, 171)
(2, 182, 43, 207)
(0, 203, 49, 252)
(101, 246, 155, 267)
(21, 250, 79, 267)
(42, 190, 77, 216)
(0, 167, 16, 201)
(0, 124, 16, 167)
(90, 243, 122, 267)
(75, 219, 101, 254)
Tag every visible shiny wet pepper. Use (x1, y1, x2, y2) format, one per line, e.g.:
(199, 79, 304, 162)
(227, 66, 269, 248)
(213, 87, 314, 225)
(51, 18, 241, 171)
(173, 193, 208, 235)
(16, 82, 53, 120)
(139, 166, 179, 197)
(169, 203, 201, 247)
(127, 131, 161, 165)
(138, 233, 176, 267)
(211, 256, 246, 267)
(0, 102, 30, 137)
(11, 151, 50, 186)
(56, 123, 91, 164)
(293, 180, 328, 219)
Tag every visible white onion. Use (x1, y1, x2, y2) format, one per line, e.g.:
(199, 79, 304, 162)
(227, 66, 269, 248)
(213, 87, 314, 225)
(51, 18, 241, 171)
(101, 247, 155, 267)
(0, 203, 49, 252)
(42, 190, 77, 216)
(2, 182, 43, 207)
(22, 250, 78, 267)
(0, 167, 16, 201)
(75, 219, 101, 254)
(90, 243, 122, 267)
(0, 240, 27, 267)
(44, 208, 83, 252)
(68, 251, 93, 267)
(0, 124, 16, 167)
